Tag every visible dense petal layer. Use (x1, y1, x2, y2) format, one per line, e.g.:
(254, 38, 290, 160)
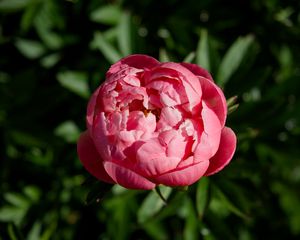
(86, 87, 100, 131)
(107, 54, 159, 78)
(104, 161, 156, 189)
(180, 62, 213, 81)
(77, 131, 114, 183)
(204, 127, 237, 176)
(160, 62, 202, 113)
(153, 160, 209, 186)
(199, 77, 227, 127)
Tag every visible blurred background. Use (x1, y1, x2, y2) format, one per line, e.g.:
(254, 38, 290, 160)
(1, 0, 300, 239)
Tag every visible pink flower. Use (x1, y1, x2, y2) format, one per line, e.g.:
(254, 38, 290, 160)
(77, 54, 237, 190)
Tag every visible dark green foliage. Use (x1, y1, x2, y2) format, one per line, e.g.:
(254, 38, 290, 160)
(1, 0, 300, 239)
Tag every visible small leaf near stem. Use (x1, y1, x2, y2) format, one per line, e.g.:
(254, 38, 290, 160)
(227, 96, 239, 115)
(226, 95, 238, 108)
(228, 104, 239, 115)
(154, 186, 168, 205)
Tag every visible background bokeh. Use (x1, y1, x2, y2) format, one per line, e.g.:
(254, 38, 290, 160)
(1, 0, 300, 239)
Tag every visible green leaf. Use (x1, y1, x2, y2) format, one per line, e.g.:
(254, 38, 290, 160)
(15, 38, 46, 59)
(138, 185, 172, 223)
(0, 0, 31, 12)
(23, 186, 41, 202)
(183, 198, 199, 240)
(54, 120, 80, 143)
(57, 71, 89, 98)
(196, 29, 210, 71)
(0, 206, 26, 224)
(213, 185, 250, 220)
(142, 220, 168, 240)
(7, 223, 24, 240)
(196, 177, 210, 218)
(117, 11, 132, 56)
(90, 5, 122, 25)
(91, 31, 122, 64)
(27, 222, 41, 240)
(159, 48, 171, 62)
(40, 53, 60, 68)
(217, 35, 254, 87)
(183, 52, 195, 63)
(4, 193, 29, 208)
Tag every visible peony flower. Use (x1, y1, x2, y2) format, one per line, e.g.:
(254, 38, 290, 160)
(77, 54, 236, 190)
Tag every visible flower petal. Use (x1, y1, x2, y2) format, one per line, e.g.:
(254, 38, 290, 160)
(160, 62, 202, 113)
(180, 62, 213, 81)
(77, 131, 114, 183)
(86, 87, 100, 131)
(193, 101, 222, 163)
(153, 160, 209, 186)
(104, 161, 156, 189)
(199, 77, 227, 127)
(107, 54, 159, 78)
(204, 127, 237, 176)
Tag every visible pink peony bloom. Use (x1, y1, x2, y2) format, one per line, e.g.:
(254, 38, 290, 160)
(77, 54, 236, 190)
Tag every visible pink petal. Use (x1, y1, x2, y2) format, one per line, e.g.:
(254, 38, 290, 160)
(180, 62, 213, 81)
(199, 77, 227, 127)
(92, 112, 112, 161)
(106, 54, 159, 78)
(202, 101, 222, 134)
(135, 156, 182, 177)
(157, 107, 182, 129)
(204, 127, 237, 176)
(104, 161, 156, 190)
(77, 131, 114, 183)
(167, 133, 188, 159)
(193, 102, 222, 164)
(153, 160, 209, 187)
(136, 138, 166, 162)
(160, 62, 202, 113)
(86, 87, 100, 131)
(134, 138, 183, 176)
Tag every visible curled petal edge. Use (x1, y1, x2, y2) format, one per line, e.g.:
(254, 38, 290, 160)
(152, 160, 209, 187)
(77, 131, 114, 184)
(104, 161, 156, 190)
(204, 127, 237, 176)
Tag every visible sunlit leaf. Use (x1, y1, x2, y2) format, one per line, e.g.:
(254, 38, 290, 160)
(57, 71, 89, 98)
(196, 177, 210, 218)
(196, 29, 210, 71)
(117, 11, 132, 56)
(159, 48, 171, 62)
(0, 206, 26, 224)
(4, 193, 29, 208)
(183, 52, 195, 63)
(40, 53, 60, 68)
(54, 120, 81, 143)
(90, 5, 122, 25)
(27, 222, 41, 240)
(138, 185, 172, 223)
(91, 31, 122, 64)
(217, 35, 254, 87)
(15, 38, 46, 59)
